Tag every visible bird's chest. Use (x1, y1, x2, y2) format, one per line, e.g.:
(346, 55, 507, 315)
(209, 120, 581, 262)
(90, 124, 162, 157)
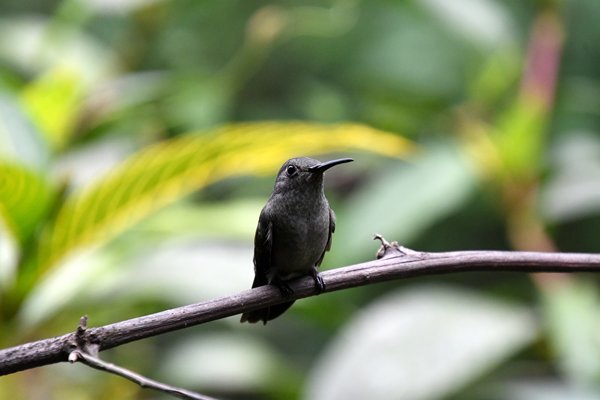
(270, 198, 330, 275)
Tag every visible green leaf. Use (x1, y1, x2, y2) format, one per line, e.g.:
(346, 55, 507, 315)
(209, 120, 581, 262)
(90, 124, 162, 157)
(332, 142, 475, 264)
(0, 95, 50, 169)
(461, 94, 548, 193)
(541, 133, 600, 222)
(541, 278, 600, 385)
(160, 333, 286, 393)
(18, 202, 260, 328)
(419, 0, 515, 48)
(0, 162, 53, 245)
(20, 67, 84, 150)
(493, 96, 547, 182)
(135, 199, 263, 239)
(499, 381, 600, 400)
(468, 47, 521, 107)
(36, 122, 413, 281)
(307, 286, 537, 400)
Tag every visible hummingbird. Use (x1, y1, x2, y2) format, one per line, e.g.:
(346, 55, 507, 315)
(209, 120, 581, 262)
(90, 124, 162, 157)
(240, 157, 353, 324)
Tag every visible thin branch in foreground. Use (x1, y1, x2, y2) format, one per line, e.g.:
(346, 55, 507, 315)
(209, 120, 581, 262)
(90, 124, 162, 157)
(67, 315, 215, 400)
(68, 351, 214, 400)
(2, 241, 600, 376)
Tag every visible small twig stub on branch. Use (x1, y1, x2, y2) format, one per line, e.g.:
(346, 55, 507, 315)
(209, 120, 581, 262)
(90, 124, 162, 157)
(373, 234, 422, 258)
(68, 316, 215, 400)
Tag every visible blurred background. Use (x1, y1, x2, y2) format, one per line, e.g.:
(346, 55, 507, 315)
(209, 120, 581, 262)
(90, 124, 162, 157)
(1, 0, 600, 399)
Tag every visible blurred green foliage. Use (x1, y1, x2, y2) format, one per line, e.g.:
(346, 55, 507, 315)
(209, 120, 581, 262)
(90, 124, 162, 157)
(1, 0, 600, 399)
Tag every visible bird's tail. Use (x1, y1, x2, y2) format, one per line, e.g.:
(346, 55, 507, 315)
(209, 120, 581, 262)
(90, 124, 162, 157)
(240, 301, 295, 325)
(240, 274, 295, 324)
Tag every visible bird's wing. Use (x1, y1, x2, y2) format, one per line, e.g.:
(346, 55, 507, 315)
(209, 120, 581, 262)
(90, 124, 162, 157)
(326, 207, 336, 251)
(316, 207, 336, 267)
(251, 207, 272, 288)
(241, 207, 279, 323)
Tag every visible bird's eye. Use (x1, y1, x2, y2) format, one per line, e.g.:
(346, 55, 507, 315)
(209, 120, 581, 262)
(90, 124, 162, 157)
(286, 165, 297, 176)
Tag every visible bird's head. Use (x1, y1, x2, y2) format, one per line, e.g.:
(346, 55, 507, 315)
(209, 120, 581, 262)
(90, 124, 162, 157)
(273, 157, 353, 194)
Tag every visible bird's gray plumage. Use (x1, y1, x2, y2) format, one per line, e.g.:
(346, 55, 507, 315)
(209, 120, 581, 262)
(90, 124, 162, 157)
(240, 157, 352, 324)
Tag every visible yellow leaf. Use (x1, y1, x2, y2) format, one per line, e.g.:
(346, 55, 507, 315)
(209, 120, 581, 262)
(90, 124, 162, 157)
(37, 121, 414, 278)
(0, 163, 52, 244)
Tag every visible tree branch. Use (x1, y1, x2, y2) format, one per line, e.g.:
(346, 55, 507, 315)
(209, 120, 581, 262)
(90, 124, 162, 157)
(68, 350, 216, 400)
(2, 244, 600, 376)
(66, 315, 215, 400)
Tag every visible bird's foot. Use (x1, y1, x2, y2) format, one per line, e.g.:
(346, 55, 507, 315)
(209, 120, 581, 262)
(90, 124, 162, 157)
(272, 277, 294, 298)
(311, 267, 326, 294)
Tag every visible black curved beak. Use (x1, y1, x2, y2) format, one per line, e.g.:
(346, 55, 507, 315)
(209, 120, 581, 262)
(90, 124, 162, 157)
(308, 158, 354, 173)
